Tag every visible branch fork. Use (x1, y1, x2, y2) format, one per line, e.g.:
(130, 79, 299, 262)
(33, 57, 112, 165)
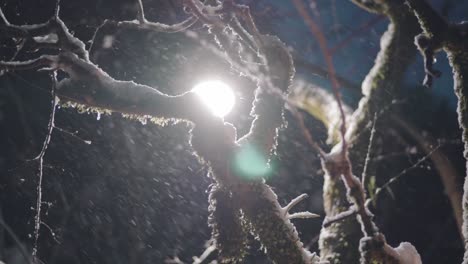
(282, 194, 320, 220)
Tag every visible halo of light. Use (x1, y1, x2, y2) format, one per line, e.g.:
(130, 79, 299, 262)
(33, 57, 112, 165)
(234, 144, 273, 180)
(193, 80, 235, 117)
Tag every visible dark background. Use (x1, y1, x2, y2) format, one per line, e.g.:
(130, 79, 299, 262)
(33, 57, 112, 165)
(0, 0, 466, 263)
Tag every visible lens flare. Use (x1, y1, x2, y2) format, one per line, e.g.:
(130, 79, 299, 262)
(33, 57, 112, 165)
(234, 144, 273, 179)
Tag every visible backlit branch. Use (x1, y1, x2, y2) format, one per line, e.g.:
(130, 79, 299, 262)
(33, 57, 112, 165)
(31, 72, 58, 260)
(184, 2, 320, 263)
(0, 1, 325, 263)
(116, 16, 198, 33)
(0, 52, 214, 124)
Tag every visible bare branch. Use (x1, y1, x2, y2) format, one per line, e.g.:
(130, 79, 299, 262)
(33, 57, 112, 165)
(0, 6, 10, 25)
(0, 55, 58, 72)
(183, 0, 220, 26)
(361, 114, 377, 195)
(0, 52, 216, 123)
(222, 1, 262, 43)
(136, 0, 146, 23)
(54, 0, 61, 18)
(405, 2, 468, 256)
(292, 109, 327, 158)
(413, 34, 442, 88)
(0, 2, 322, 263)
(288, 212, 320, 220)
(329, 15, 384, 55)
(117, 16, 198, 33)
(292, 0, 348, 156)
(32, 71, 58, 260)
(392, 114, 463, 238)
(323, 208, 357, 228)
(0, 9, 88, 60)
(237, 35, 294, 156)
(369, 144, 440, 205)
(405, 0, 448, 39)
(53, 126, 92, 145)
(283, 193, 309, 214)
(192, 245, 216, 264)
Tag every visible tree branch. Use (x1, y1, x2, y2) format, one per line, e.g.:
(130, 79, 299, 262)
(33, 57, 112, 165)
(314, 0, 421, 262)
(0, 1, 322, 263)
(405, 0, 448, 39)
(405, 2, 468, 260)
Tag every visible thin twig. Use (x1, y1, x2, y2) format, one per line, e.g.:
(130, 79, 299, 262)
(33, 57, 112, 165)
(288, 212, 320, 219)
(136, 0, 146, 23)
(361, 114, 378, 195)
(192, 245, 216, 264)
(184, 0, 218, 26)
(323, 208, 357, 228)
(0, 7, 10, 25)
(54, 0, 61, 18)
(292, 109, 326, 158)
(53, 126, 92, 145)
(329, 15, 384, 55)
(40, 221, 60, 244)
(292, 0, 380, 239)
(32, 71, 58, 259)
(369, 144, 441, 204)
(291, 0, 348, 156)
(225, 2, 262, 43)
(392, 114, 464, 239)
(283, 193, 309, 214)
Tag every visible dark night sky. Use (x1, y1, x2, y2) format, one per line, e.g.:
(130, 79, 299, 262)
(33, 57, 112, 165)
(0, 0, 466, 263)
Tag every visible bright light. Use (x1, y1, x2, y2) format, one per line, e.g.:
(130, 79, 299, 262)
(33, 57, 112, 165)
(193, 80, 235, 117)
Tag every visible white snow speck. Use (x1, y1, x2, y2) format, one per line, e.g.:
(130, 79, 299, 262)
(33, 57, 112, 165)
(102, 35, 114, 49)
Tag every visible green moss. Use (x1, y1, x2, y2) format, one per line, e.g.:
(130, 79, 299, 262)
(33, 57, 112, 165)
(237, 183, 311, 264)
(60, 99, 180, 126)
(60, 100, 112, 116)
(208, 185, 248, 263)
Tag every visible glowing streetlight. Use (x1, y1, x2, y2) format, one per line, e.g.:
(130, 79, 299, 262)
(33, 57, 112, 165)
(193, 80, 235, 118)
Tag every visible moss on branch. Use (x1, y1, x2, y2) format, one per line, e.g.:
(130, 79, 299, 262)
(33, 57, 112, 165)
(405, 1, 468, 261)
(319, 1, 421, 263)
(208, 184, 248, 263)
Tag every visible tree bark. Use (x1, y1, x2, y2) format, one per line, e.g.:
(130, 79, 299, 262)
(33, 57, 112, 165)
(319, 1, 420, 262)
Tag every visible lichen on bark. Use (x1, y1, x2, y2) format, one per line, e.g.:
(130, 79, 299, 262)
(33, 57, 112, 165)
(319, 1, 420, 263)
(447, 48, 468, 263)
(405, 0, 468, 262)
